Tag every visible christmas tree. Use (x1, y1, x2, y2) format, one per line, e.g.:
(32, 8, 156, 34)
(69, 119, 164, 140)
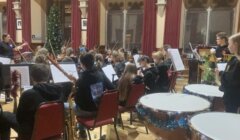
(46, 4, 63, 55)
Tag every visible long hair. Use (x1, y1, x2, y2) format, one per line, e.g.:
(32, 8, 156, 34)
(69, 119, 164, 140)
(118, 63, 137, 101)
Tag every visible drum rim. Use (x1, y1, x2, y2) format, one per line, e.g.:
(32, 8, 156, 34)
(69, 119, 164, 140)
(138, 93, 210, 114)
(184, 84, 223, 98)
(189, 112, 240, 140)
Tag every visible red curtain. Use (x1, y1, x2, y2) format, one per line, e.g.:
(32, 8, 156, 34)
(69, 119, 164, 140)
(164, 0, 182, 48)
(86, 0, 100, 49)
(71, 0, 81, 54)
(21, 0, 31, 52)
(142, 0, 157, 56)
(7, 0, 16, 42)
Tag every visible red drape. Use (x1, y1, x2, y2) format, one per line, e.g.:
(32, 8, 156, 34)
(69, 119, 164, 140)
(21, 0, 31, 52)
(164, 0, 182, 48)
(86, 0, 100, 49)
(71, 0, 81, 54)
(7, 0, 16, 42)
(142, 0, 157, 56)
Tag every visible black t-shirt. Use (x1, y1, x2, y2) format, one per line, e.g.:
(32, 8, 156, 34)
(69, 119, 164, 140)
(0, 42, 14, 58)
(75, 69, 114, 112)
(215, 45, 230, 59)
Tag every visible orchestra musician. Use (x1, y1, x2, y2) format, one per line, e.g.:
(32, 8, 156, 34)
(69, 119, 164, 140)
(0, 33, 28, 60)
(215, 32, 230, 62)
(219, 33, 240, 113)
(0, 64, 73, 140)
(74, 53, 114, 138)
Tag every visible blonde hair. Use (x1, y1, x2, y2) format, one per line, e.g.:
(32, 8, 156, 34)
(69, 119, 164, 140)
(152, 51, 165, 61)
(229, 33, 240, 56)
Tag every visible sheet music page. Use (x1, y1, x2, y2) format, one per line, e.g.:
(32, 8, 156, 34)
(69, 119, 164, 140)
(168, 49, 185, 71)
(133, 54, 141, 68)
(10, 66, 30, 87)
(50, 64, 79, 83)
(217, 63, 227, 71)
(102, 65, 119, 82)
(0, 57, 11, 64)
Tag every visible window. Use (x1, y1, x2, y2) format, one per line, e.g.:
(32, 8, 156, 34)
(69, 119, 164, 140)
(107, 1, 143, 51)
(183, 8, 234, 53)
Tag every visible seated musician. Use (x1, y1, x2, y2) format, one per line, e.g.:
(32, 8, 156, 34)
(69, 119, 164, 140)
(74, 53, 114, 138)
(219, 33, 240, 113)
(215, 32, 230, 62)
(111, 51, 125, 77)
(0, 64, 72, 140)
(137, 55, 159, 94)
(152, 51, 170, 92)
(118, 63, 142, 106)
(62, 47, 77, 63)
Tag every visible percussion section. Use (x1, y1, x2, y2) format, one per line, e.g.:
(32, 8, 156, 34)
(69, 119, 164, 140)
(183, 84, 224, 111)
(136, 93, 211, 140)
(190, 112, 240, 140)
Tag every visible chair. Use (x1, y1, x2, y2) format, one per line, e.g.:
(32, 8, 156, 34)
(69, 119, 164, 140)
(168, 71, 178, 93)
(118, 83, 148, 134)
(76, 90, 119, 140)
(31, 101, 65, 140)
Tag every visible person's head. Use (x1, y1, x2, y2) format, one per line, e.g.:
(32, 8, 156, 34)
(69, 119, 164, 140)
(66, 47, 74, 57)
(80, 53, 94, 70)
(228, 33, 240, 58)
(111, 51, 121, 63)
(152, 51, 165, 64)
(216, 32, 228, 46)
(30, 64, 50, 83)
(95, 53, 104, 63)
(36, 48, 49, 57)
(2, 33, 10, 43)
(34, 55, 48, 64)
(123, 63, 137, 75)
(138, 55, 150, 68)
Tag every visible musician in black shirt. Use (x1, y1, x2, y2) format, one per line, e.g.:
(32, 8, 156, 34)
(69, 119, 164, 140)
(219, 33, 240, 113)
(215, 32, 230, 62)
(0, 64, 72, 140)
(0, 33, 27, 59)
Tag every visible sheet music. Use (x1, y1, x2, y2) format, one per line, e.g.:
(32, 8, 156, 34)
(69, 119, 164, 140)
(217, 63, 227, 71)
(0, 57, 11, 64)
(168, 49, 185, 71)
(133, 54, 141, 68)
(50, 64, 79, 83)
(102, 65, 119, 82)
(10, 66, 30, 87)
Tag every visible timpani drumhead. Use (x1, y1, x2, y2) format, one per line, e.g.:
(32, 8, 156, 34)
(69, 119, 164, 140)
(184, 84, 223, 97)
(190, 112, 240, 140)
(139, 93, 210, 113)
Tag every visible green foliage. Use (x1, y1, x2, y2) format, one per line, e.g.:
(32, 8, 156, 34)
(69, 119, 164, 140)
(46, 4, 63, 55)
(202, 55, 216, 85)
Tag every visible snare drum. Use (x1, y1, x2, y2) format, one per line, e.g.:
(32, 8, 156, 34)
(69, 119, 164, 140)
(190, 112, 240, 140)
(183, 84, 224, 111)
(136, 93, 210, 140)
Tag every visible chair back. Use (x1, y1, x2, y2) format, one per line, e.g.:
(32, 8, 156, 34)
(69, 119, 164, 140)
(125, 83, 145, 107)
(31, 101, 64, 140)
(95, 90, 119, 124)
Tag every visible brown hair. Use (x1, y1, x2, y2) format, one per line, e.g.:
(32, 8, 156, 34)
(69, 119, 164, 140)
(216, 32, 228, 43)
(118, 64, 137, 102)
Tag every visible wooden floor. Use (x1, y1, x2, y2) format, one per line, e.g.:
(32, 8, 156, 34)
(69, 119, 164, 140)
(0, 76, 188, 140)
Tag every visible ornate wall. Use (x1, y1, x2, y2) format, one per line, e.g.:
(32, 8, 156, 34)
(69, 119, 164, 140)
(183, 0, 238, 9)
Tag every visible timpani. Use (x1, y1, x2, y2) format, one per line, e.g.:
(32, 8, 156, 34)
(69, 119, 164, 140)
(136, 93, 210, 140)
(190, 112, 240, 140)
(183, 84, 224, 111)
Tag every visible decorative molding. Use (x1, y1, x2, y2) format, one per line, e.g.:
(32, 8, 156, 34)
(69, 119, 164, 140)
(12, 1, 21, 18)
(79, 0, 88, 18)
(127, 1, 144, 10)
(108, 2, 124, 10)
(184, 0, 238, 9)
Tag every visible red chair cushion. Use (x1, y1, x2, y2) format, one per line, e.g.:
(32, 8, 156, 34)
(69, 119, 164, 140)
(77, 117, 113, 129)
